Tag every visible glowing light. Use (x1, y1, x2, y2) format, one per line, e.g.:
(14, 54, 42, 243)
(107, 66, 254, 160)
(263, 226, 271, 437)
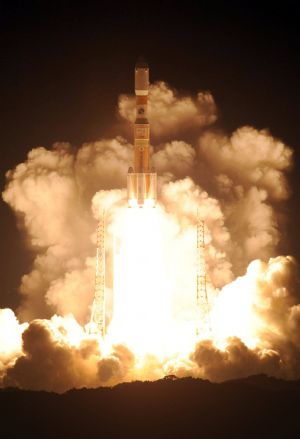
(143, 198, 156, 208)
(0, 309, 27, 363)
(108, 206, 175, 358)
(51, 314, 87, 347)
(128, 199, 138, 208)
(210, 264, 261, 349)
(106, 205, 266, 359)
(128, 197, 156, 208)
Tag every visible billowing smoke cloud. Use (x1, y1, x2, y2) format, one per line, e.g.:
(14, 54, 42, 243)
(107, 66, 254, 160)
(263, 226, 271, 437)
(0, 309, 27, 380)
(118, 81, 217, 139)
(1, 77, 298, 392)
(1, 314, 135, 392)
(198, 127, 292, 274)
(190, 256, 300, 382)
(191, 337, 281, 382)
(4, 317, 99, 392)
(2, 254, 300, 392)
(199, 127, 292, 200)
(152, 141, 196, 179)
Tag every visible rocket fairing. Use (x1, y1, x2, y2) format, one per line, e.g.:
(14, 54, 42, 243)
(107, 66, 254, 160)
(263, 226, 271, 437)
(127, 59, 157, 208)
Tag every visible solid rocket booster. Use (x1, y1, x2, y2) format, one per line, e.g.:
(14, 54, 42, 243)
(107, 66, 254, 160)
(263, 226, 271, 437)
(127, 59, 157, 207)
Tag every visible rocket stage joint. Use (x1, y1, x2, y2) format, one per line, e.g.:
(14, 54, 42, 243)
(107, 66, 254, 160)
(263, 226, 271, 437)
(127, 59, 157, 208)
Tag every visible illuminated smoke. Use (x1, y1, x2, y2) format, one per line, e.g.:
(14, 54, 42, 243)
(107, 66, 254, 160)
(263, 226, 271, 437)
(1, 80, 299, 392)
(118, 81, 217, 139)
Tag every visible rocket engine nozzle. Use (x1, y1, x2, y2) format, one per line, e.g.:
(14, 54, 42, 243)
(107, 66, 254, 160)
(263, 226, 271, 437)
(127, 172, 157, 208)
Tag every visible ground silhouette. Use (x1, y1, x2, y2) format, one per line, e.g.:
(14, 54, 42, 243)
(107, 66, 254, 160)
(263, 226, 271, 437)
(1, 374, 299, 438)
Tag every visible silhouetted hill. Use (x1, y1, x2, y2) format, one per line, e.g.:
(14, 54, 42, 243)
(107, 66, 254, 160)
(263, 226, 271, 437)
(1, 375, 299, 438)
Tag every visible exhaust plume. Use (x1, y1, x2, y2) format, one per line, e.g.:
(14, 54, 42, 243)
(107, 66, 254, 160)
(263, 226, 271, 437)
(1, 79, 298, 392)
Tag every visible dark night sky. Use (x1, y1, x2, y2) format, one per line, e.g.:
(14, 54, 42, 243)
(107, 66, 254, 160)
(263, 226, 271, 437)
(1, 1, 300, 310)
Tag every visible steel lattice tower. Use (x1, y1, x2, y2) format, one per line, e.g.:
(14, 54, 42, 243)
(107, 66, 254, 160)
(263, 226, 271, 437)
(90, 211, 106, 337)
(196, 212, 211, 337)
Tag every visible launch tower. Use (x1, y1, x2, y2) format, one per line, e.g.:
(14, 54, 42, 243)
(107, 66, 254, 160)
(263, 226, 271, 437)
(196, 213, 210, 337)
(90, 211, 106, 336)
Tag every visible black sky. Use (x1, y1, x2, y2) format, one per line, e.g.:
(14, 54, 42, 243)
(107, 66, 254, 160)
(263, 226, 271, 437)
(1, 1, 300, 309)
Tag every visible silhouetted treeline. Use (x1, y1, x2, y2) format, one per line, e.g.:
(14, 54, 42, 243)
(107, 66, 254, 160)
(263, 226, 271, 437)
(1, 375, 299, 438)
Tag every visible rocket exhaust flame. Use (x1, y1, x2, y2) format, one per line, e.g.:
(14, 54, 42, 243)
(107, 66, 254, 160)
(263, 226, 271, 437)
(108, 207, 174, 358)
(127, 171, 157, 208)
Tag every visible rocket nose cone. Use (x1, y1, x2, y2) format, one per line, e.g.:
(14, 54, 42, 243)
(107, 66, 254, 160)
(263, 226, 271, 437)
(135, 56, 148, 69)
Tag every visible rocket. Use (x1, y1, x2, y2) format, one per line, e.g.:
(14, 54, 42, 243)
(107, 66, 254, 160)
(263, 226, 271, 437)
(127, 59, 157, 207)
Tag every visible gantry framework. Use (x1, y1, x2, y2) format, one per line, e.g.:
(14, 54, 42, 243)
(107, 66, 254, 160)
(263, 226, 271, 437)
(196, 211, 211, 337)
(90, 210, 106, 337)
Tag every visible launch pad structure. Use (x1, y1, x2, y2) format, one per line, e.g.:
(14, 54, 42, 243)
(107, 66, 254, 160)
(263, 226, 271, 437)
(196, 212, 210, 337)
(90, 210, 106, 336)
